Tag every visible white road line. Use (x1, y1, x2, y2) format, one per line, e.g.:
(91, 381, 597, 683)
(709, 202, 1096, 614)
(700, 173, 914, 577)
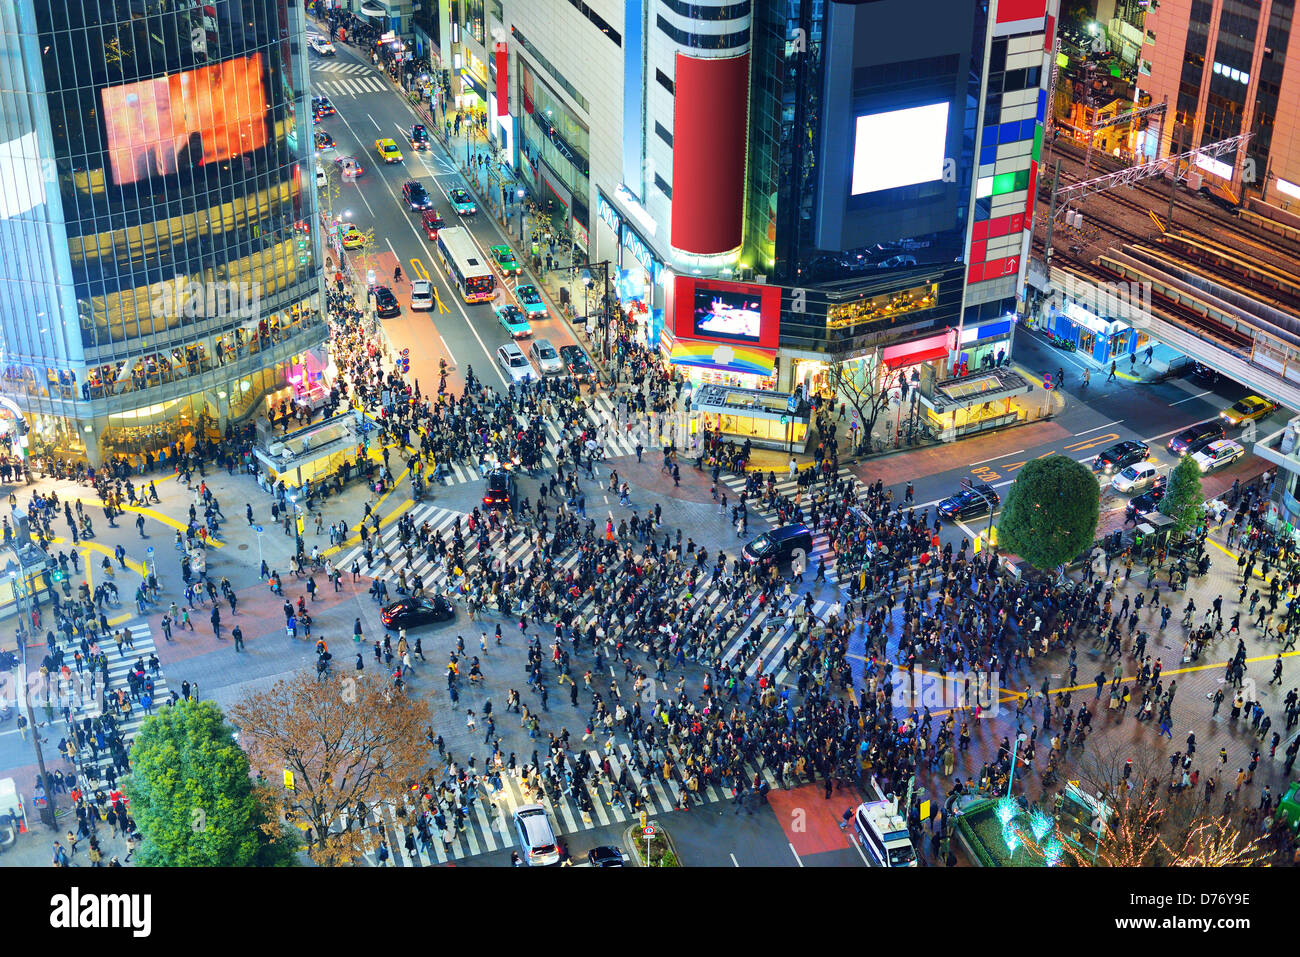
(368, 112, 381, 130)
(1077, 420, 1123, 435)
(847, 832, 872, 866)
(439, 335, 457, 367)
(789, 843, 805, 867)
(1144, 424, 1197, 443)
(1170, 390, 1213, 405)
(386, 237, 398, 259)
(969, 449, 1023, 466)
(730, 853, 740, 867)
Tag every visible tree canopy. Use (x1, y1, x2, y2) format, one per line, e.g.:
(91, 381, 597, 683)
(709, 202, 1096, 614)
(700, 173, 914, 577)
(229, 671, 431, 866)
(997, 454, 1100, 571)
(1158, 454, 1204, 535)
(124, 699, 299, 866)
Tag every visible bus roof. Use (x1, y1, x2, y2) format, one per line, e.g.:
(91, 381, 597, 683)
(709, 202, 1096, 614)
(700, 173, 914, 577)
(436, 226, 491, 276)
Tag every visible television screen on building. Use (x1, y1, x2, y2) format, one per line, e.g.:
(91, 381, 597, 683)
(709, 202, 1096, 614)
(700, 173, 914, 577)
(693, 286, 763, 343)
(850, 101, 950, 195)
(102, 53, 269, 186)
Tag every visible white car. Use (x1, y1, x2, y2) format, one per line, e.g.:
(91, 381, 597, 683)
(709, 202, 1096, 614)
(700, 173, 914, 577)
(528, 338, 565, 376)
(497, 343, 533, 383)
(409, 279, 433, 311)
(1191, 439, 1246, 473)
(1111, 462, 1159, 494)
(315, 164, 326, 189)
(310, 36, 336, 55)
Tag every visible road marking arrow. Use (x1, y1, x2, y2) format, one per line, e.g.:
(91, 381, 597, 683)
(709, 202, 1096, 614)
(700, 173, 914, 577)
(1002, 461, 1027, 471)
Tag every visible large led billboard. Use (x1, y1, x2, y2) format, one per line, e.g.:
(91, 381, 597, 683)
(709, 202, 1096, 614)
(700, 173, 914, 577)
(673, 276, 781, 350)
(850, 102, 950, 195)
(102, 53, 268, 186)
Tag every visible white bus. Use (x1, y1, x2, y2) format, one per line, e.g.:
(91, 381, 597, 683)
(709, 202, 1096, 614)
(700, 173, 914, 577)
(435, 226, 495, 303)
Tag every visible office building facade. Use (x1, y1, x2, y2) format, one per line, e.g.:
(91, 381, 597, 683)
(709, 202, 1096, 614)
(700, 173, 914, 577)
(0, 0, 326, 467)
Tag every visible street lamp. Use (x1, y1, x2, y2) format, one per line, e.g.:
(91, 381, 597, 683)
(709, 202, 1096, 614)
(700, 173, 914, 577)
(516, 188, 526, 246)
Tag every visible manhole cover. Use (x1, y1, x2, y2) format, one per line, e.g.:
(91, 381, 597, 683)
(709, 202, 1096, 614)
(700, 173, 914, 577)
(238, 544, 249, 550)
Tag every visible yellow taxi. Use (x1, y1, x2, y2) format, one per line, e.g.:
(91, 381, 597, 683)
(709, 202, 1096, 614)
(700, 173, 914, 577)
(374, 138, 403, 163)
(1220, 394, 1278, 427)
(336, 223, 364, 249)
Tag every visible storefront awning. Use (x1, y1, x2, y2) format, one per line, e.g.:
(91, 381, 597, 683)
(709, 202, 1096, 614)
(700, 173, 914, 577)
(666, 339, 776, 377)
(884, 345, 948, 370)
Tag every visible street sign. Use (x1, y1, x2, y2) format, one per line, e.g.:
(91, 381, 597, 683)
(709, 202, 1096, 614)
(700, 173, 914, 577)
(283, 769, 295, 791)
(642, 826, 656, 837)
(254, 526, 263, 534)
(786, 393, 799, 413)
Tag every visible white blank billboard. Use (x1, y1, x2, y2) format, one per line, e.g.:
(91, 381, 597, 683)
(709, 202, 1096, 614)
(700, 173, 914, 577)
(851, 102, 950, 195)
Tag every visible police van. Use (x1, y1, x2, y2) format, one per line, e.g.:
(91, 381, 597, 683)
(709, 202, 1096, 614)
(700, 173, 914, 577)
(853, 798, 917, 867)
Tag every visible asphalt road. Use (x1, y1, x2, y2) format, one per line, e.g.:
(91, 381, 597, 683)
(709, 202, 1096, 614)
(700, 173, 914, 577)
(892, 327, 1287, 553)
(310, 45, 585, 396)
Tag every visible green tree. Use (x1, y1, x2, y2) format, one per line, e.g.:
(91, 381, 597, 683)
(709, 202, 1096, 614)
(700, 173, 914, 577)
(124, 699, 300, 866)
(997, 454, 1100, 571)
(1157, 454, 1203, 536)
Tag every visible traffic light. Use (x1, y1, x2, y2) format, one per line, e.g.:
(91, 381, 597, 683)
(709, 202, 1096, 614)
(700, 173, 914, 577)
(51, 567, 65, 583)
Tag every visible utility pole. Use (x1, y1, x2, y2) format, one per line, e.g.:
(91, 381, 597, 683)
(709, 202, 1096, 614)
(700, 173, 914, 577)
(1167, 124, 1182, 230)
(1043, 159, 1063, 275)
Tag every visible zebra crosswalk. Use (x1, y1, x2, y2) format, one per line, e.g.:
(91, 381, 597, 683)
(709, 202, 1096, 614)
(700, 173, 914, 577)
(313, 60, 376, 76)
(354, 738, 787, 866)
(385, 391, 647, 491)
(335, 500, 829, 686)
(74, 622, 171, 781)
(717, 465, 870, 588)
(315, 76, 390, 96)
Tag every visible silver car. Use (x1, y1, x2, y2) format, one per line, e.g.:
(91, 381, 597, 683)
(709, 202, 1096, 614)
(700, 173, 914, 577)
(529, 338, 564, 376)
(497, 343, 533, 383)
(409, 279, 433, 311)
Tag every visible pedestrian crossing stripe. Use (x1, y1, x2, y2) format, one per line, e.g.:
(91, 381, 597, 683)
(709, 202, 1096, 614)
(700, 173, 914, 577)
(335, 500, 822, 685)
(353, 737, 783, 866)
(390, 392, 647, 492)
(315, 77, 388, 95)
(312, 61, 375, 75)
(69, 623, 172, 780)
(716, 465, 875, 588)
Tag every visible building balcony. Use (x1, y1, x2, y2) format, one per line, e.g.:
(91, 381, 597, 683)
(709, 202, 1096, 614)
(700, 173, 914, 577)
(0, 312, 328, 420)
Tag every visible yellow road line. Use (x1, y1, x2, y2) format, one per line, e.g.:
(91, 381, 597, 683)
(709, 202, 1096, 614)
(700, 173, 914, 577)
(69, 496, 224, 549)
(46, 536, 146, 578)
(322, 497, 415, 558)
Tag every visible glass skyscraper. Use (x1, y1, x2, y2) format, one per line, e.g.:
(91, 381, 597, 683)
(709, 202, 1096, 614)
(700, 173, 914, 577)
(0, 0, 325, 467)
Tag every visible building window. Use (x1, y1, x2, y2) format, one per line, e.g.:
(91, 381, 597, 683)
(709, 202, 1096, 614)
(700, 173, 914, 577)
(655, 173, 672, 199)
(655, 121, 673, 146)
(655, 14, 750, 49)
(656, 68, 674, 94)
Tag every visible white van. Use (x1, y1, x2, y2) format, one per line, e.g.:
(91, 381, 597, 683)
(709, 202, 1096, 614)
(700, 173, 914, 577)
(315, 164, 326, 189)
(512, 804, 560, 865)
(854, 799, 917, 867)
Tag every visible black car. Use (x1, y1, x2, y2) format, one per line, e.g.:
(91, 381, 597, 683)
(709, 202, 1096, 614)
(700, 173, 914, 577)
(1168, 420, 1226, 457)
(936, 482, 1000, 521)
(402, 180, 433, 210)
(483, 468, 516, 511)
(1127, 478, 1168, 521)
(374, 285, 400, 318)
(559, 344, 596, 381)
(585, 846, 626, 867)
(742, 523, 813, 568)
(1189, 362, 1221, 386)
(409, 123, 430, 150)
(380, 596, 455, 628)
(1092, 440, 1149, 475)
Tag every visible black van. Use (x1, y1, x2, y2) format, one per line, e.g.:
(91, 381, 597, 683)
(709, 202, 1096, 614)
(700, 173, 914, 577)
(742, 523, 814, 568)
